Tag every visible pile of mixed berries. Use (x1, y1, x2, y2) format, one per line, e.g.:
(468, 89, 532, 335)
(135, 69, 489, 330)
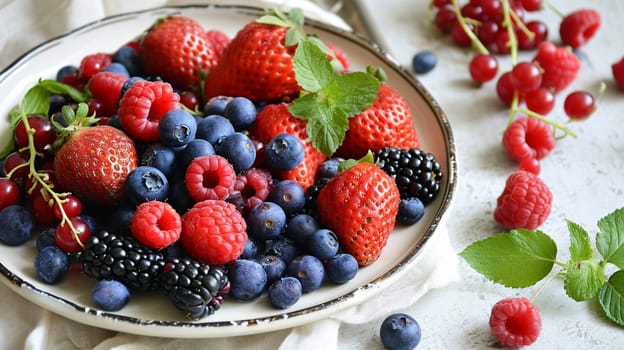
(0, 8, 443, 321)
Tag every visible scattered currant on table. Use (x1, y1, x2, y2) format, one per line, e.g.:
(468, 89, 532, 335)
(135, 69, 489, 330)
(0, 7, 444, 322)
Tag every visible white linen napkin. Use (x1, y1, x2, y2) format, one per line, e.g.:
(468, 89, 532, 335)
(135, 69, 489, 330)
(0, 1, 460, 349)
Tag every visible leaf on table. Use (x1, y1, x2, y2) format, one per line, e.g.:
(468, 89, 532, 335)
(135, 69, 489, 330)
(459, 229, 557, 288)
(564, 258, 606, 301)
(568, 219, 594, 261)
(596, 207, 624, 269)
(598, 269, 624, 327)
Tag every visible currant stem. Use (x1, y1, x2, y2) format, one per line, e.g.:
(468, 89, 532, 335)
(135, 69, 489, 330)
(519, 106, 578, 138)
(542, 0, 565, 18)
(451, 0, 489, 55)
(500, 0, 519, 65)
(17, 105, 84, 249)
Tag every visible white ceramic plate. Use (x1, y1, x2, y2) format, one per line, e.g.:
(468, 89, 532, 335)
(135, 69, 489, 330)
(0, 5, 456, 338)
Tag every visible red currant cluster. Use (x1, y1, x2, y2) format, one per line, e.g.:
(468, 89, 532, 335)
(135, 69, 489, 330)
(430, 0, 603, 174)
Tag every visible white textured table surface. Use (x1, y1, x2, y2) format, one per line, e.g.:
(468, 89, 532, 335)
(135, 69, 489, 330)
(2, 0, 624, 349)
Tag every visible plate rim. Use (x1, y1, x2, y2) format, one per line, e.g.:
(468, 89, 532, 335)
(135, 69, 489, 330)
(0, 3, 458, 338)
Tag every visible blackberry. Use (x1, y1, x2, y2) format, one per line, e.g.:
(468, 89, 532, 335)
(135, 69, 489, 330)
(302, 177, 330, 219)
(81, 230, 165, 292)
(374, 147, 443, 204)
(159, 257, 230, 321)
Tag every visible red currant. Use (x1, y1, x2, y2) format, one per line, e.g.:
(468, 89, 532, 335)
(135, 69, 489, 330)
(525, 87, 555, 115)
(461, 4, 484, 21)
(469, 54, 499, 83)
(451, 21, 474, 47)
(0, 178, 20, 210)
(564, 91, 595, 120)
(53, 194, 83, 219)
(79, 53, 111, 81)
(435, 5, 457, 33)
(520, 0, 542, 12)
(612, 57, 624, 90)
(477, 21, 500, 46)
(517, 21, 548, 50)
(3, 151, 30, 186)
(55, 217, 91, 253)
(14, 115, 56, 154)
(31, 192, 59, 225)
(495, 30, 511, 54)
(510, 61, 542, 93)
(432, 0, 451, 9)
(496, 71, 524, 106)
(476, 0, 502, 18)
(180, 91, 200, 110)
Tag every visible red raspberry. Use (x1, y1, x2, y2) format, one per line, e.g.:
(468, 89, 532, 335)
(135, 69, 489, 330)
(180, 199, 247, 265)
(532, 42, 580, 93)
(559, 9, 601, 49)
(494, 170, 552, 230)
(232, 167, 275, 214)
(611, 57, 624, 90)
(130, 201, 182, 249)
(185, 155, 236, 202)
(117, 80, 180, 142)
(86, 71, 128, 117)
(206, 29, 230, 57)
(79, 53, 112, 81)
(489, 297, 541, 347)
(502, 117, 555, 162)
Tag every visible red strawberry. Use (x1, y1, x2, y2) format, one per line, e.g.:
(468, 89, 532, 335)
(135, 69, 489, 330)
(140, 16, 219, 91)
(559, 9, 601, 49)
(250, 103, 326, 191)
(532, 42, 580, 93)
(54, 125, 138, 205)
(204, 20, 300, 103)
(206, 29, 230, 57)
(317, 162, 400, 266)
(335, 84, 420, 159)
(86, 71, 127, 117)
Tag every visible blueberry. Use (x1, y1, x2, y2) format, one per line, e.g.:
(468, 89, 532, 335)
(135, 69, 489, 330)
(34, 246, 69, 284)
(106, 114, 123, 130)
(92, 279, 131, 311)
(228, 259, 268, 301)
(306, 229, 339, 261)
(256, 255, 287, 284)
(167, 180, 195, 214)
(285, 214, 320, 246)
(266, 180, 306, 216)
(112, 45, 143, 76)
(141, 144, 177, 179)
(380, 313, 421, 350)
(264, 237, 301, 266)
(264, 133, 304, 171)
(0, 205, 35, 246)
(120, 76, 145, 97)
(109, 203, 136, 233)
(240, 237, 260, 260)
(286, 255, 324, 293)
(55, 65, 78, 82)
(268, 276, 302, 309)
(412, 50, 437, 74)
(223, 96, 257, 131)
(246, 202, 287, 241)
(203, 96, 231, 116)
(181, 139, 216, 169)
(49, 95, 68, 116)
(326, 253, 358, 284)
(158, 109, 197, 147)
(316, 157, 344, 179)
(396, 198, 425, 225)
(215, 132, 256, 173)
(196, 115, 235, 145)
(124, 166, 169, 203)
(36, 227, 57, 252)
(103, 62, 130, 77)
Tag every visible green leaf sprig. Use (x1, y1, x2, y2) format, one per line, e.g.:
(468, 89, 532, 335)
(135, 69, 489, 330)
(460, 207, 624, 326)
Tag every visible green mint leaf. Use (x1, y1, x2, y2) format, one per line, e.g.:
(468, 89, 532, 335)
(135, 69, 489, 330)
(22, 84, 52, 116)
(38, 79, 89, 102)
(285, 29, 305, 47)
(330, 72, 380, 117)
(598, 270, 624, 326)
(287, 8, 305, 27)
(1, 106, 22, 158)
(292, 39, 335, 93)
(568, 220, 594, 261)
(289, 93, 349, 157)
(596, 207, 624, 269)
(366, 65, 388, 83)
(459, 229, 557, 288)
(564, 258, 606, 301)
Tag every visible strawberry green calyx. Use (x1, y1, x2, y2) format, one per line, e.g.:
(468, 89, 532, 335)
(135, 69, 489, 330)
(51, 102, 99, 149)
(338, 150, 375, 173)
(289, 39, 380, 157)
